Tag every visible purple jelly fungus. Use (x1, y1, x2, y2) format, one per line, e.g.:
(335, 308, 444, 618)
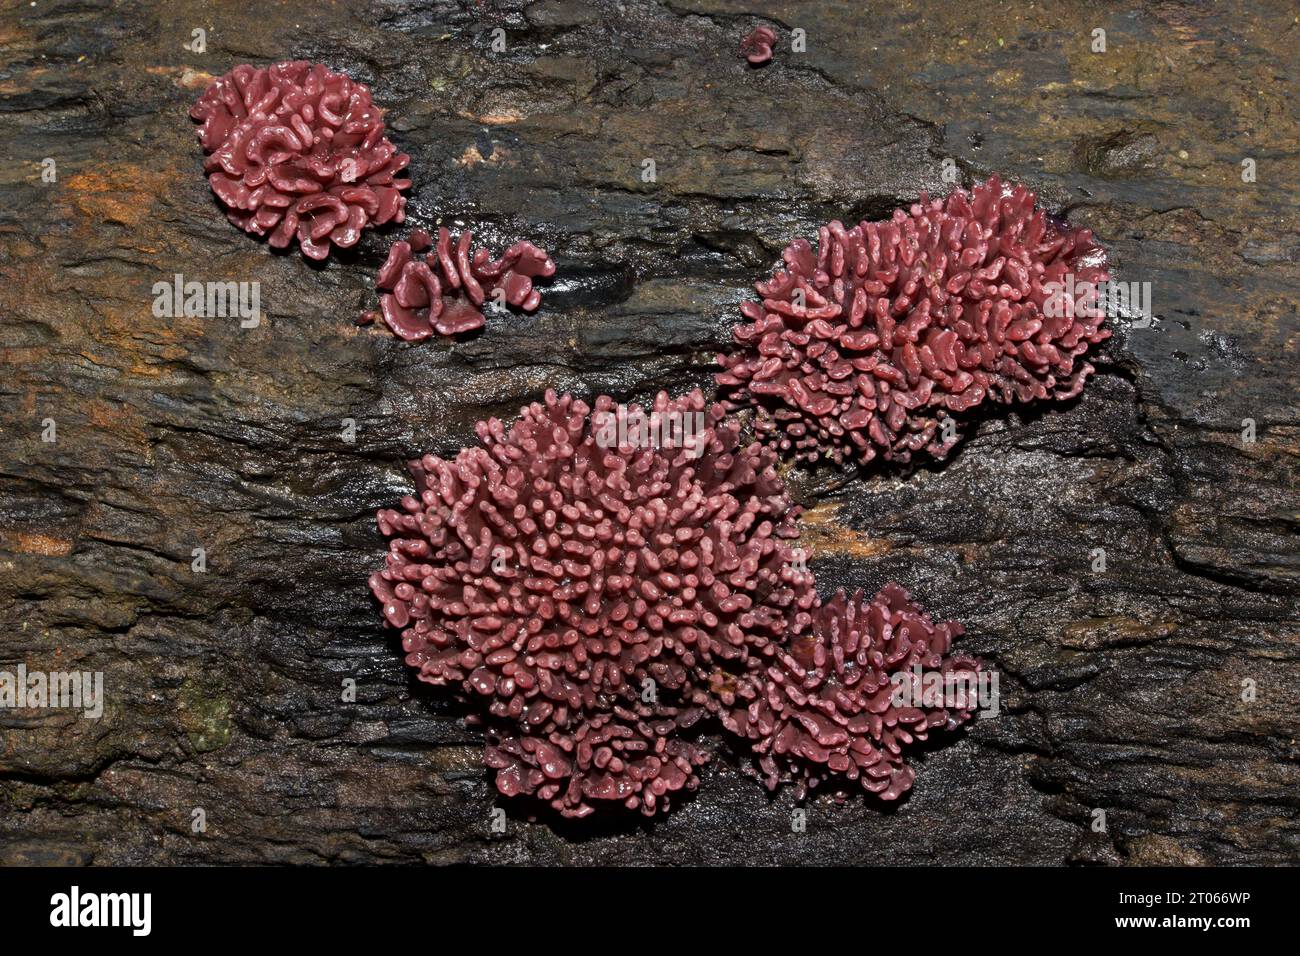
(190, 60, 411, 260)
(716, 176, 1111, 466)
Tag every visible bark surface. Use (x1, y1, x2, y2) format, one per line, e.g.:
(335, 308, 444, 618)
(0, 0, 1296, 864)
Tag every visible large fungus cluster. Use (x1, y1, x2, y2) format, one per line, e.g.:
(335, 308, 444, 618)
(186, 63, 1091, 823)
(190, 60, 410, 259)
(370, 391, 980, 817)
(366, 228, 555, 341)
(716, 176, 1110, 465)
(369, 390, 818, 817)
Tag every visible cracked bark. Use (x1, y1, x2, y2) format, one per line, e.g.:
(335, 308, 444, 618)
(0, 0, 1296, 864)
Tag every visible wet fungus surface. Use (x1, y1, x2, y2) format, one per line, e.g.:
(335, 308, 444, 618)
(367, 228, 555, 341)
(370, 391, 979, 817)
(740, 26, 777, 66)
(716, 177, 1111, 466)
(190, 60, 411, 259)
(722, 584, 981, 802)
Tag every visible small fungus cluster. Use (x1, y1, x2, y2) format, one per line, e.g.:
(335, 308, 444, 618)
(721, 584, 981, 802)
(190, 60, 410, 259)
(740, 26, 777, 66)
(192, 61, 554, 339)
(716, 176, 1111, 465)
(363, 228, 555, 341)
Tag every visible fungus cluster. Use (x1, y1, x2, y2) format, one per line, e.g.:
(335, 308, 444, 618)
(184, 63, 1066, 820)
(716, 176, 1111, 465)
(369, 390, 818, 816)
(365, 228, 555, 340)
(740, 26, 777, 66)
(190, 60, 411, 259)
(370, 391, 979, 816)
(722, 584, 980, 801)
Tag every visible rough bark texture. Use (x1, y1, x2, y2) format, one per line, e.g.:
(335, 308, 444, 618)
(1, 0, 1296, 865)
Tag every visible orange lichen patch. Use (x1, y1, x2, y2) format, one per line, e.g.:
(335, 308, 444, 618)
(708, 669, 739, 697)
(0, 253, 199, 383)
(5, 533, 74, 557)
(0, 61, 47, 95)
(797, 501, 891, 559)
(48, 286, 202, 383)
(85, 397, 151, 444)
(61, 165, 171, 230)
(1155, 5, 1224, 52)
(106, 289, 196, 340)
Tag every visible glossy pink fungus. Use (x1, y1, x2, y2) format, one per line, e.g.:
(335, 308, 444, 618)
(740, 26, 777, 66)
(190, 60, 411, 259)
(370, 228, 555, 341)
(722, 584, 981, 802)
(370, 390, 817, 816)
(716, 176, 1111, 465)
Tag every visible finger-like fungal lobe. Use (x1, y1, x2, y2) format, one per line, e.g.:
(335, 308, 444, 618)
(369, 390, 817, 816)
(722, 584, 981, 802)
(190, 60, 411, 259)
(716, 176, 1111, 466)
(369, 228, 555, 341)
(484, 707, 713, 818)
(740, 26, 777, 66)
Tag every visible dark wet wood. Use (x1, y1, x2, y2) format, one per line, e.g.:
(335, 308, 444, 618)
(0, 0, 1296, 864)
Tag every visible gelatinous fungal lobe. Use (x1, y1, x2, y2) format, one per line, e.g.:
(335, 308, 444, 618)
(740, 25, 777, 65)
(369, 389, 817, 816)
(716, 176, 1111, 466)
(369, 227, 556, 341)
(190, 60, 411, 259)
(721, 584, 981, 802)
(484, 705, 712, 819)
